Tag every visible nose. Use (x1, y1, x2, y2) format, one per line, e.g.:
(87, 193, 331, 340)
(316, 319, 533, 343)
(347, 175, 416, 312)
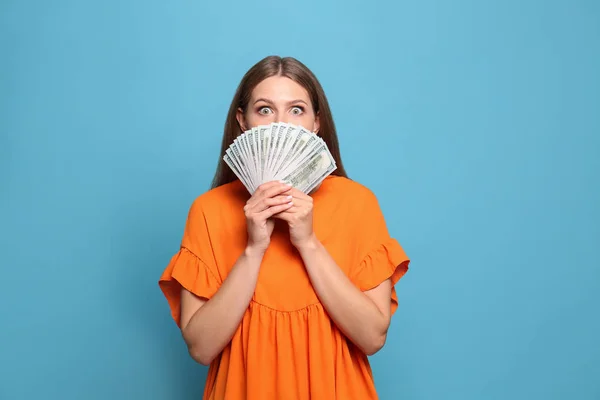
(278, 114, 291, 124)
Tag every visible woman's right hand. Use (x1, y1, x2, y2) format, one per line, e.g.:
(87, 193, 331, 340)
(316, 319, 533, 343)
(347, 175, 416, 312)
(244, 181, 294, 255)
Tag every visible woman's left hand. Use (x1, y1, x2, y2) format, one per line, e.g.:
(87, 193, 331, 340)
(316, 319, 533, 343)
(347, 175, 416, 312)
(273, 187, 316, 250)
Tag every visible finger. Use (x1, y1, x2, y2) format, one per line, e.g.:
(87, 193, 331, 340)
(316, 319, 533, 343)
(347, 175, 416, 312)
(259, 182, 293, 199)
(258, 200, 294, 220)
(248, 182, 292, 207)
(271, 209, 293, 221)
(258, 180, 284, 191)
(272, 201, 301, 216)
(287, 187, 311, 200)
(251, 194, 293, 213)
(245, 189, 292, 216)
(279, 196, 309, 210)
(247, 181, 281, 204)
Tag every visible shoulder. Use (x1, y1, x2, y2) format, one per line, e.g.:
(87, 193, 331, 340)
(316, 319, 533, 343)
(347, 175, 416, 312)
(179, 180, 247, 244)
(325, 176, 381, 207)
(191, 179, 247, 209)
(187, 180, 247, 218)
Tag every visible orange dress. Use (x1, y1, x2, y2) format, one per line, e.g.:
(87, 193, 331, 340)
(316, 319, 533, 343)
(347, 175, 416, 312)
(158, 175, 410, 399)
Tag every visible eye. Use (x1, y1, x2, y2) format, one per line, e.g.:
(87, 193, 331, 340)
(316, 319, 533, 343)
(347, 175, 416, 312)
(258, 107, 273, 115)
(290, 106, 304, 115)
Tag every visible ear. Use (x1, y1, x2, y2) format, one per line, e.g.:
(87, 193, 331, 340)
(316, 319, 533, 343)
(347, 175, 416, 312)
(313, 112, 321, 134)
(236, 107, 247, 132)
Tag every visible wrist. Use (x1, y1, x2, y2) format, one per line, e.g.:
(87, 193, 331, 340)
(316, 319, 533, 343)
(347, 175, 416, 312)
(244, 244, 267, 260)
(294, 233, 320, 254)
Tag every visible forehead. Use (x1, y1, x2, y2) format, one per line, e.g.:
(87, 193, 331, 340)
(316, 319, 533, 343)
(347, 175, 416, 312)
(251, 76, 311, 102)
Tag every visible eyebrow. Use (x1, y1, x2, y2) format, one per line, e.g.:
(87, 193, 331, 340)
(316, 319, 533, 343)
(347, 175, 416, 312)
(253, 98, 308, 106)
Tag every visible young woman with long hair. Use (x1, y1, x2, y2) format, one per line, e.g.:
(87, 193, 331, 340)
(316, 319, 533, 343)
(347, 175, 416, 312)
(159, 55, 410, 399)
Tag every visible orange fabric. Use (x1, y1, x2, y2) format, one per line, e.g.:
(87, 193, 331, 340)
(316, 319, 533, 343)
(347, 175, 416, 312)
(158, 176, 410, 399)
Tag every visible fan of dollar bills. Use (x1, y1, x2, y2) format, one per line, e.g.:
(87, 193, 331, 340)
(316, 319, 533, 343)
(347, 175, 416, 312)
(223, 122, 337, 194)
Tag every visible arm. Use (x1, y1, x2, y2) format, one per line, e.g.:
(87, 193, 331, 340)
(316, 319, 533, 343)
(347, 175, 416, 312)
(297, 237, 392, 355)
(180, 247, 264, 365)
(274, 188, 393, 355)
(180, 181, 294, 365)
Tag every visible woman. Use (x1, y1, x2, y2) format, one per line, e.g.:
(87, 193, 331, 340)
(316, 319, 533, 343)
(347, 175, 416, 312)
(159, 55, 410, 399)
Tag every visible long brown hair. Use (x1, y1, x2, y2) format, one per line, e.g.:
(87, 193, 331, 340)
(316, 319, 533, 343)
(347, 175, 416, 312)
(210, 55, 349, 189)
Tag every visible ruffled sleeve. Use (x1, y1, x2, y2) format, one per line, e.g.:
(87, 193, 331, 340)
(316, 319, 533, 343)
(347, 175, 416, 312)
(158, 196, 222, 327)
(159, 247, 222, 327)
(352, 238, 409, 315)
(350, 188, 410, 315)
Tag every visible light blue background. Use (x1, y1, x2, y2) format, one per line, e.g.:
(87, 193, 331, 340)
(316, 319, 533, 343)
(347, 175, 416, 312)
(1, 1, 599, 399)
